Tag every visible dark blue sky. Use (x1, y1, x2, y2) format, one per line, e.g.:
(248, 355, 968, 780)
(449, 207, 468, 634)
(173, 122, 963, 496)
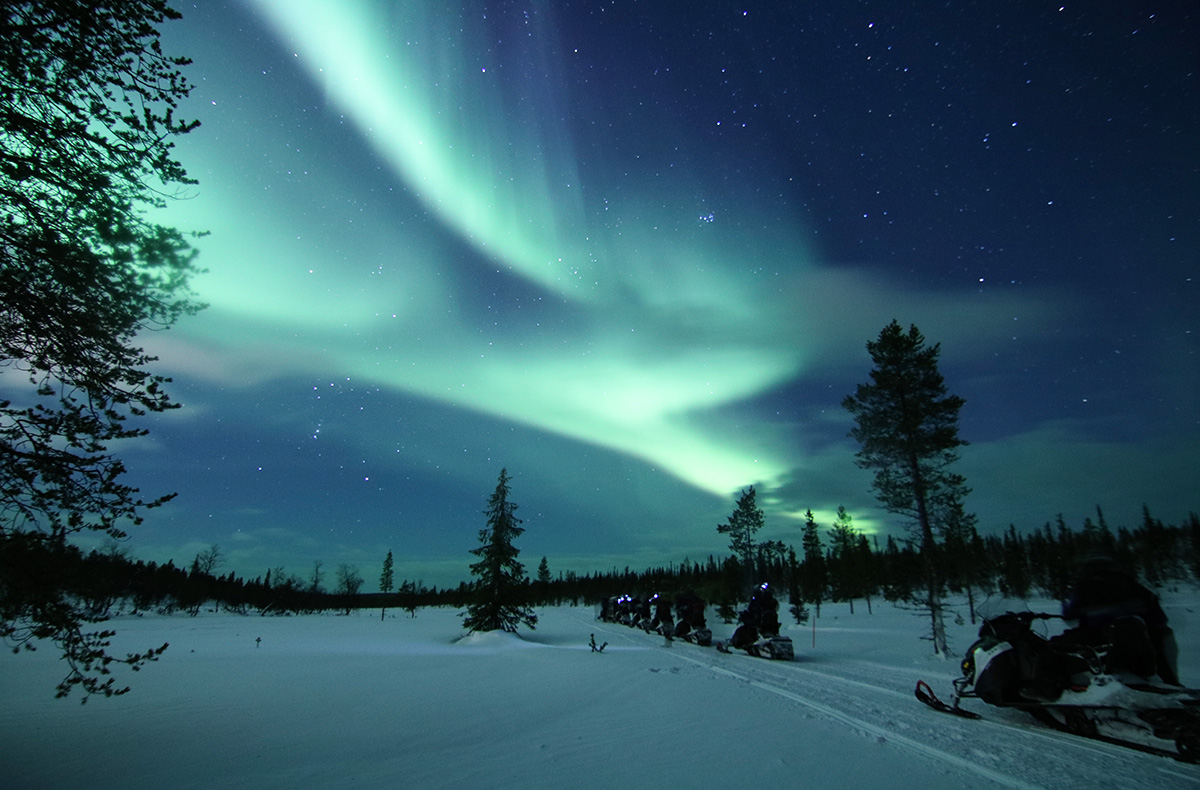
(113, 1, 1197, 587)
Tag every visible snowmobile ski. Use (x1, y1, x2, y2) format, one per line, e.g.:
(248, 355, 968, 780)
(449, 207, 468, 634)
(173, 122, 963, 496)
(716, 635, 794, 661)
(915, 681, 981, 719)
(1125, 681, 1200, 698)
(916, 682, 1199, 763)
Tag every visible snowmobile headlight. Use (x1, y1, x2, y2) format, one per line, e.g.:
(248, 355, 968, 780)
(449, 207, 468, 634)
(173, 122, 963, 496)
(961, 652, 976, 683)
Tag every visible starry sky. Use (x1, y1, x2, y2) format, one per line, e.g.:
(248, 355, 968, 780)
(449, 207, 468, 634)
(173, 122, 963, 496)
(113, 1, 1196, 588)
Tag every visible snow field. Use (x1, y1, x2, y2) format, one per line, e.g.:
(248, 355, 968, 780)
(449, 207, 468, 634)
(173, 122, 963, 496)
(2, 595, 1198, 789)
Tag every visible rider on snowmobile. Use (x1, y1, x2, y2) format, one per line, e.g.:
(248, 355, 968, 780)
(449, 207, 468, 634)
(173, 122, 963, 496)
(672, 589, 709, 641)
(747, 582, 781, 637)
(1061, 556, 1180, 685)
(729, 583, 779, 648)
(674, 589, 705, 628)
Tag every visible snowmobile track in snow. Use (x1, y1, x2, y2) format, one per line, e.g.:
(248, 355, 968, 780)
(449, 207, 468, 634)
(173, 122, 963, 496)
(585, 617, 1200, 789)
(672, 650, 1042, 790)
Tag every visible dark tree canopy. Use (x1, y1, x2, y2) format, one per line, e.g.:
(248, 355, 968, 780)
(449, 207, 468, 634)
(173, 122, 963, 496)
(0, 1, 203, 699)
(378, 550, 394, 620)
(380, 551, 395, 594)
(842, 321, 970, 540)
(799, 509, 826, 615)
(717, 486, 764, 567)
(462, 469, 537, 633)
(843, 321, 971, 654)
(827, 506, 861, 606)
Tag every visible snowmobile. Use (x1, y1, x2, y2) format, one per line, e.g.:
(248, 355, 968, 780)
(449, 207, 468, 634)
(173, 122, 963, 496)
(672, 591, 713, 646)
(673, 614, 713, 646)
(676, 623, 713, 647)
(715, 589, 794, 661)
(916, 610, 1200, 762)
(616, 595, 639, 627)
(630, 596, 653, 630)
(716, 631, 794, 660)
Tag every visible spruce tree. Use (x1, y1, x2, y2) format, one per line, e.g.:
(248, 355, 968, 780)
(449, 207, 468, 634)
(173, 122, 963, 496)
(462, 469, 537, 633)
(1000, 525, 1031, 598)
(400, 579, 420, 617)
(379, 551, 394, 621)
(843, 321, 971, 655)
(827, 506, 859, 611)
(941, 499, 985, 621)
(717, 486, 764, 593)
(785, 547, 808, 624)
(800, 510, 826, 617)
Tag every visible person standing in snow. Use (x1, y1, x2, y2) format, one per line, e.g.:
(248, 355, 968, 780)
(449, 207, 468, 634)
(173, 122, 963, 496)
(650, 593, 674, 637)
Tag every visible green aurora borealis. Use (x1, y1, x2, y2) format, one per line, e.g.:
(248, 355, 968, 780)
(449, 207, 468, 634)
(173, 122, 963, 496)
(111, 1, 1197, 585)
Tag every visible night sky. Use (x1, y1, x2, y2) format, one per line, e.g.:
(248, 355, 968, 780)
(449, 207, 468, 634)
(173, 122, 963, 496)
(118, 1, 1197, 588)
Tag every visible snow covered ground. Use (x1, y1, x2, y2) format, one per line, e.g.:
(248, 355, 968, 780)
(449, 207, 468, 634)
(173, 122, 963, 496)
(2, 594, 1198, 789)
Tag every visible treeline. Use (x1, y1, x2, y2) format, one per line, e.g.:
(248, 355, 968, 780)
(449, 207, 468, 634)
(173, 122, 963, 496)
(519, 506, 1200, 619)
(0, 534, 438, 619)
(5, 506, 1195, 624)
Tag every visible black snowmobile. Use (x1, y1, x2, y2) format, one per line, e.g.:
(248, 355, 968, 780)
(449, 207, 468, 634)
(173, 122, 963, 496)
(716, 584, 794, 661)
(917, 610, 1200, 762)
(616, 595, 640, 627)
(673, 591, 713, 646)
(631, 596, 653, 630)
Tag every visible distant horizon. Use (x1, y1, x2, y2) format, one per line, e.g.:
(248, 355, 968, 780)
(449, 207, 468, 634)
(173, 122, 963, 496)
(95, 498, 1196, 591)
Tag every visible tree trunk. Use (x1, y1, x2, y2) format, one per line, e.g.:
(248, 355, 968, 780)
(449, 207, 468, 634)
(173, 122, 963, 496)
(927, 584, 948, 656)
(911, 454, 948, 655)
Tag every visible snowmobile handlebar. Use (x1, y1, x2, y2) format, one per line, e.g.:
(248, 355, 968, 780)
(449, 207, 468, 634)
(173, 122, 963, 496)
(997, 611, 1062, 622)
